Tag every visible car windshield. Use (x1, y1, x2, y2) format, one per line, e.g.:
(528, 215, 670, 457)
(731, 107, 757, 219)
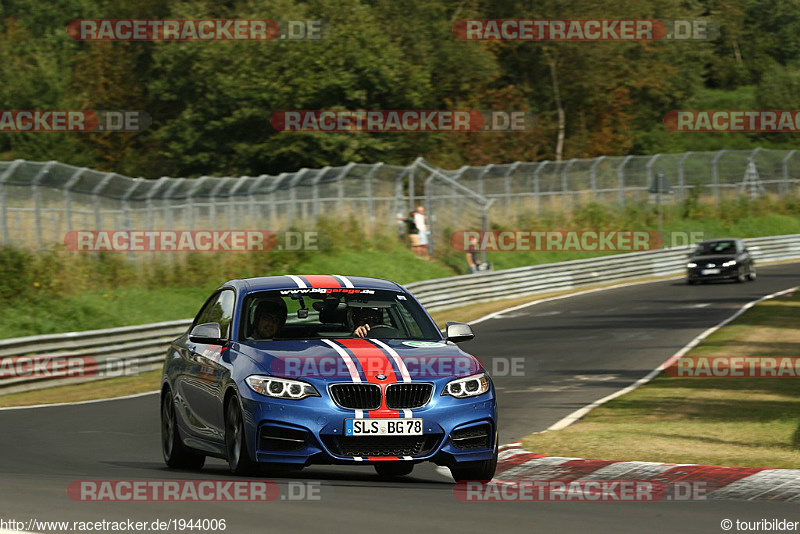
(693, 241, 737, 256)
(240, 289, 441, 341)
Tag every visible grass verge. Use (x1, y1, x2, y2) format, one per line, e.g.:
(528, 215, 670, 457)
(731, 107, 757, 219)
(0, 370, 161, 408)
(521, 289, 800, 469)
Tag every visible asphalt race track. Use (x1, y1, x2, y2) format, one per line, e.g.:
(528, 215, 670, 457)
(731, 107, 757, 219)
(1, 264, 799, 533)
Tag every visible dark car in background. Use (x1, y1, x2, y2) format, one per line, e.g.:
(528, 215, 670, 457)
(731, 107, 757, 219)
(686, 238, 756, 284)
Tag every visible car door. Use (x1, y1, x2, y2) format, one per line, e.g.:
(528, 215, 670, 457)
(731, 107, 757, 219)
(176, 288, 236, 446)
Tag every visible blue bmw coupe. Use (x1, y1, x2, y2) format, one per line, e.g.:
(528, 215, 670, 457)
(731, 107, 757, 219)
(160, 275, 498, 481)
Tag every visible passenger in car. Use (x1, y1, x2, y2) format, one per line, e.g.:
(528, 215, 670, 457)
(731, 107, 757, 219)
(253, 298, 288, 339)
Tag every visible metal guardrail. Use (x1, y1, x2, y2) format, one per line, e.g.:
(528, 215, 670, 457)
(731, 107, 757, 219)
(2, 234, 799, 394)
(0, 320, 192, 394)
(407, 234, 800, 311)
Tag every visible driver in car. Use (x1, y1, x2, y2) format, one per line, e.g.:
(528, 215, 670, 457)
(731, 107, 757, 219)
(352, 307, 383, 338)
(252, 298, 288, 339)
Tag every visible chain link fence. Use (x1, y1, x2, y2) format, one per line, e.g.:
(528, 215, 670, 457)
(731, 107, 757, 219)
(1, 148, 798, 254)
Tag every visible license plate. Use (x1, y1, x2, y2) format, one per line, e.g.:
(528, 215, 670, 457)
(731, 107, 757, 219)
(345, 418, 423, 436)
(701, 269, 720, 275)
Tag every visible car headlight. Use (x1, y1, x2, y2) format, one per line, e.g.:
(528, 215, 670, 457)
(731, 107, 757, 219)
(442, 373, 490, 398)
(722, 260, 737, 267)
(246, 375, 320, 400)
(687, 262, 697, 268)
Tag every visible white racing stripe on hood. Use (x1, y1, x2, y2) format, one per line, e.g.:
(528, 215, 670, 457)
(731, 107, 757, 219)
(321, 339, 362, 383)
(286, 274, 307, 288)
(333, 274, 354, 288)
(371, 339, 411, 382)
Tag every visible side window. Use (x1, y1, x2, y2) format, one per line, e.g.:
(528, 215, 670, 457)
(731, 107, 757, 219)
(194, 290, 235, 339)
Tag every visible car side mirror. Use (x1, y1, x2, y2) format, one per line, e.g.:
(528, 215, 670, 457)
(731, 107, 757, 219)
(445, 321, 475, 343)
(189, 322, 224, 344)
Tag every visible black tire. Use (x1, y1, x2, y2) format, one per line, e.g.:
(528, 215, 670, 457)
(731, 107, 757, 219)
(161, 390, 205, 470)
(225, 396, 260, 476)
(450, 442, 498, 482)
(374, 462, 414, 478)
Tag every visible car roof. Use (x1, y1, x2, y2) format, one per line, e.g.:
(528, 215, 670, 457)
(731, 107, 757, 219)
(221, 275, 406, 293)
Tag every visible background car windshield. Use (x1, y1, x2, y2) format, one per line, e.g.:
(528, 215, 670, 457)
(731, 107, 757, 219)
(240, 290, 441, 341)
(694, 241, 736, 255)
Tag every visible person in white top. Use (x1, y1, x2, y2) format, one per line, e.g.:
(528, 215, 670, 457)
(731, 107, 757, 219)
(413, 205, 429, 259)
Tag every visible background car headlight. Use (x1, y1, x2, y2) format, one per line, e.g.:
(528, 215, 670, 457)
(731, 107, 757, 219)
(687, 262, 697, 268)
(442, 373, 489, 398)
(722, 260, 737, 267)
(246, 375, 320, 400)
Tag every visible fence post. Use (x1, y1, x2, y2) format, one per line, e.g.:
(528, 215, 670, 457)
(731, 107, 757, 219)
(186, 177, 209, 231)
(267, 174, 288, 229)
(91, 172, 116, 234)
(364, 163, 383, 232)
(31, 162, 56, 250)
(312, 166, 330, 218)
(408, 163, 415, 212)
(477, 164, 493, 197)
(589, 156, 605, 201)
(209, 177, 234, 228)
(711, 150, 725, 206)
(562, 158, 576, 210)
(646, 154, 662, 231)
(247, 175, 270, 224)
(121, 178, 143, 234)
(287, 169, 309, 226)
(617, 155, 633, 208)
(63, 167, 87, 234)
(678, 151, 692, 202)
(145, 177, 170, 230)
(337, 163, 353, 210)
(480, 199, 496, 266)
(782, 150, 796, 195)
(161, 178, 186, 232)
(533, 161, 549, 212)
(228, 177, 251, 229)
(504, 162, 520, 212)
(0, 160, 24, 246)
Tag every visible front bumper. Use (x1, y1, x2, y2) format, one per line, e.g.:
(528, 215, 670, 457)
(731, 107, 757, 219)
(239, 386, 497, 466)
(687, 265, 739, 281)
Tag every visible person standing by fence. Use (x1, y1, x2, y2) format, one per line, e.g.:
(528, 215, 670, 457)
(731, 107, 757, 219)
(413, 205, 429, 260)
